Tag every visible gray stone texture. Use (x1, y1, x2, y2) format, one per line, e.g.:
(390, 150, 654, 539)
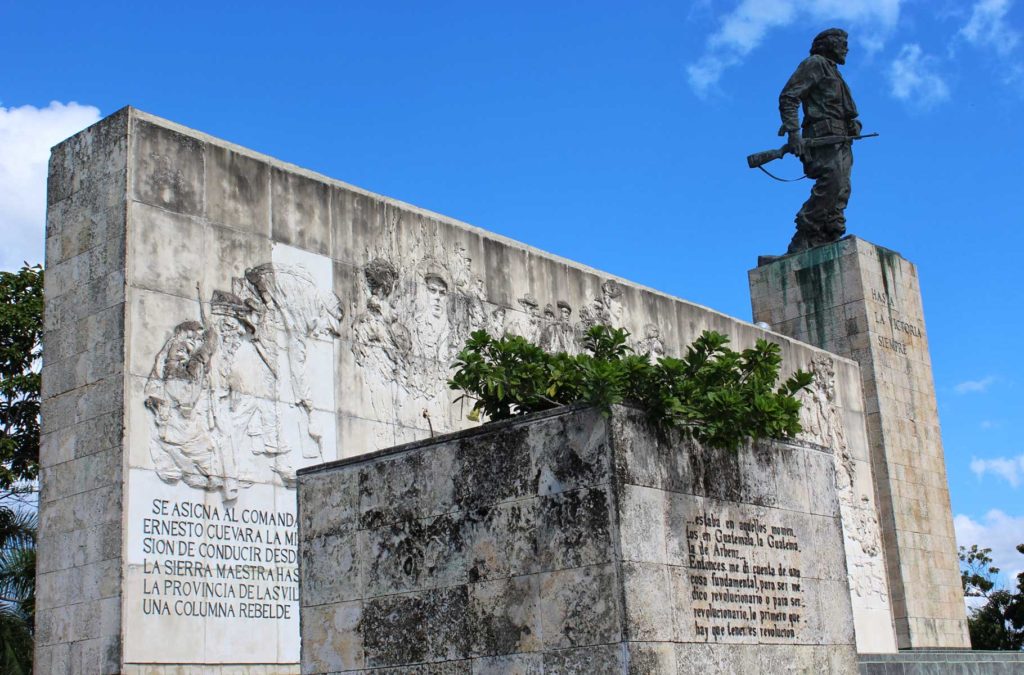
(749, 237, 970, 650)
(37, 107, 130, 675)
(298, 406, 859, 673)
(858, 650, 1024, 674)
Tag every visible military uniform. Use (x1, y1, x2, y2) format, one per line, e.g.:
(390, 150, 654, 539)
(779, 53, 860, 253)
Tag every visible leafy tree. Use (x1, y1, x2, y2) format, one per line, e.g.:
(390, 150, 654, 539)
(0, 264, 42, 674)
(449, 325, 813, 450)
(958, 543, 1024, 650)
(961, 544, 1000, 598)
(0, 265, 43, 490)
(0, 607, 32, 675)
(0, 509, 35, 675)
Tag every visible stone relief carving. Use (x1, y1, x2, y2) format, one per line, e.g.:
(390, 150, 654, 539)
(579, 279, 624, 331)
(349, 213, 487, 441)
(516, 293, 542, 343)
(801, 356, 848, 455)
(636, 323, 666, 363)
(144, 264, 342, 500)
(801, 355, 888, 605)
(345, 210, 711, 445)
(348, 212, 657, 441)
(351, 257, 408, 418)
(346, 213, 669, 444)
(539, 300, 577, 353)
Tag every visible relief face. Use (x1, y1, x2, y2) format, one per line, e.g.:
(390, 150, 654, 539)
(351, 248, 474, 441)
(144, 262, 342, 501)
(346, 215, 654, 442)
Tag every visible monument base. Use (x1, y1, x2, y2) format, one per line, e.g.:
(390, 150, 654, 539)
(749, 236, 969, 650)
(297, 405, 858, 673)
(859, 650, 1024, 674)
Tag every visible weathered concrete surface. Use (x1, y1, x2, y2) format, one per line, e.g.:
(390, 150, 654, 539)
(39, 107, 894, 671)
(750, 237, 969, 650)
(36, 108, 129, 675)
(298, 405, 859, 673)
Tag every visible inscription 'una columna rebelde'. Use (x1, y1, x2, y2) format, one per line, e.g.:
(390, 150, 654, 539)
(139, 498, 298, 621)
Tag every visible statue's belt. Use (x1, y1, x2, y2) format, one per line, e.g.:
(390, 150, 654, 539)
(804, 119, 852, 138)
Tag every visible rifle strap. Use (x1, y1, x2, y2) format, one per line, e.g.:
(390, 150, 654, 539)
(758, 165, 807, 182)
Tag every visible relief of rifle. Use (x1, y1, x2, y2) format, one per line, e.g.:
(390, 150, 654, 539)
(747, 132, 878, 169)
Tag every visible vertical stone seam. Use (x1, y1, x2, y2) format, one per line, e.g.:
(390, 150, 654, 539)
(115, 107, 136, 671)
(296, 475, 309, 669)
(325, 174, 334, 265)
(606, 410, 632, 673)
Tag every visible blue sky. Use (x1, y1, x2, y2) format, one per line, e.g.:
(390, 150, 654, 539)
(2, 0, 1022, 582)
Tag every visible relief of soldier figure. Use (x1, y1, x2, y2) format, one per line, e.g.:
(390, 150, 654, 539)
(349, 236, 670, 440)
(144, 264, 342, 500)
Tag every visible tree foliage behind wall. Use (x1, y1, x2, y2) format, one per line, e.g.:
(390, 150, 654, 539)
(0, 265, 42, 489)
(0, 508, 35, 675)
(449, 325, 813, 451)
(0, 264, 42, 674)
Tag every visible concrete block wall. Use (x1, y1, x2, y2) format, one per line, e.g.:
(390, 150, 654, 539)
(298, 405, 860, 673)
(36, 108, 130, 674)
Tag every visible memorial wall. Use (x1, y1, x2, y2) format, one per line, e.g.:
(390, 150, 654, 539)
(37, 107, 896, 672)
(297, 406, 861, 672)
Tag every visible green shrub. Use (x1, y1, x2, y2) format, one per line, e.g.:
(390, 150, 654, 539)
(449, 325, 813, 451)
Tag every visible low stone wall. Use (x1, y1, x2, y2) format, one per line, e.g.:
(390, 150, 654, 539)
(297, 405, 858, 673)
(859, 650, 1024, 674)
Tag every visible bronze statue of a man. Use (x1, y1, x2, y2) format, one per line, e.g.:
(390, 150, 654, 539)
(780, 28, 861, 253)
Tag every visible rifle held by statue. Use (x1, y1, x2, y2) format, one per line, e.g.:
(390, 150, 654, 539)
(746, 133, 878, 169)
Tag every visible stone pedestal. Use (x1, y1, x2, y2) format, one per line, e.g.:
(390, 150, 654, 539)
(749, 237, 969, 649)
(298, 405, 859, 673)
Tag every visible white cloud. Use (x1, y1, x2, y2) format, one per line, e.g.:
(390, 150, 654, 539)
(687, 0, 903, 95)
(687, 55, 740, 95)
(960, 0, 1021, 56)
(954, 375, 996, 394)
(888, 44, 950, 107)
(954, 510, 1024, 588)
(970, 454, 1024, 487)
(0, 101, 102, 271)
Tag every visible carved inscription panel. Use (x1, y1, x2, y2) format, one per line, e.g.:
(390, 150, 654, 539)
(868, 288, 925, 358)
(138, 496, 298, 622)
(124, 473, 300, 663)
(684, 510, 806, 643)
